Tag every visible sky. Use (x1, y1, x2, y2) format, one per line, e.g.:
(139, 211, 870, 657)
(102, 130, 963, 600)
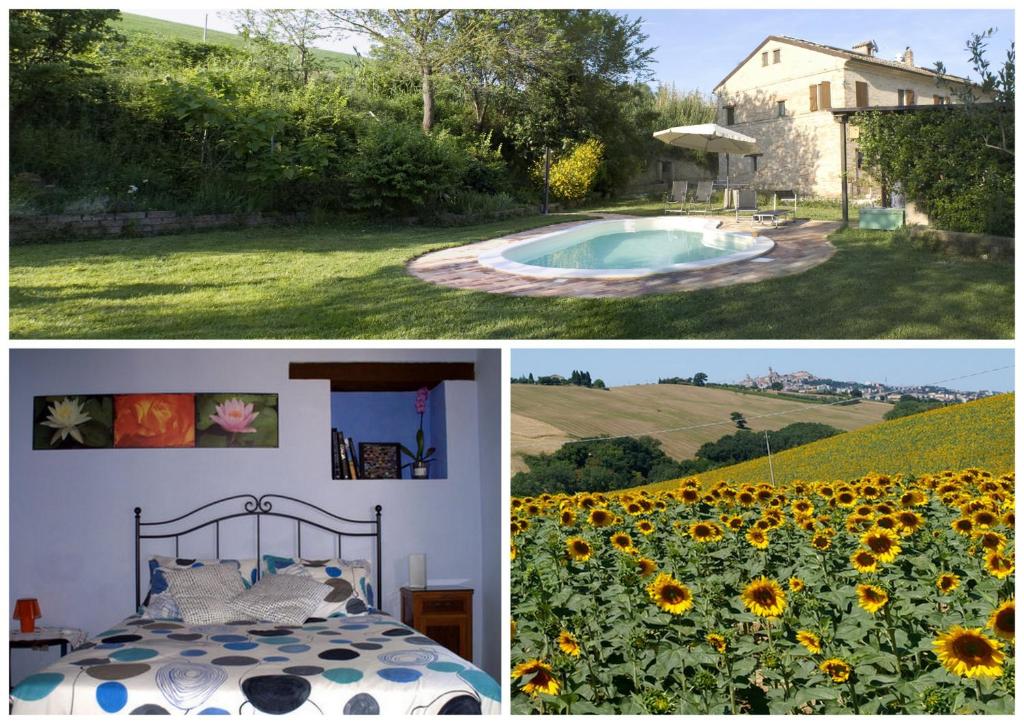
(134, 8, 1014, 94)
(510, 349, 1015, 392)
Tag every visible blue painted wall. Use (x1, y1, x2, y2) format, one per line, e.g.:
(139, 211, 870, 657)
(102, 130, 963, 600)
(330, 385, 447, 479)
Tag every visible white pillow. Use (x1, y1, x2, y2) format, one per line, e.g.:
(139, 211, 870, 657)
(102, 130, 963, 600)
(231, 574, 331, 625)
(264, 556, 372, 617)
(162, 563, 247, 625)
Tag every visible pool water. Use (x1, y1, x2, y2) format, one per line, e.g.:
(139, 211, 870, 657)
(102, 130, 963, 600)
(478, 217, 774, 279)
(507, 228, 747, 269)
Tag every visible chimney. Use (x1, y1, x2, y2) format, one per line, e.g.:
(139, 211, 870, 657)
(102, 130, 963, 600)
(852, 40, 877, 57)
(901, 46, 914, 66)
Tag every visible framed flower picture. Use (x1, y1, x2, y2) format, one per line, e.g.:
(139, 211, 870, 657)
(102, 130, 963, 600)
(195, 394, 279, 448)
(114, 394, 196, 448)
(33, 395, 114, 449)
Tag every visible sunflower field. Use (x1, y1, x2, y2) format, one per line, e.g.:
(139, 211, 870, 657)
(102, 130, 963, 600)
(510, 468, 1015, 714)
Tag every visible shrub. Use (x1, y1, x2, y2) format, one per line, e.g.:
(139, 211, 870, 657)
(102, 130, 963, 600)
(344, 123, 470, 215)
(535, 138, 605, 204)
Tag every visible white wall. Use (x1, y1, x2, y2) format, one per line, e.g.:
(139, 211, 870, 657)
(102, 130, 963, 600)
(9, 348, 501, 683)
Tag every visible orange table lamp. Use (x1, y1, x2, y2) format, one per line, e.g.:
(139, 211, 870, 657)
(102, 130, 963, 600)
(14, 598, 41, 633)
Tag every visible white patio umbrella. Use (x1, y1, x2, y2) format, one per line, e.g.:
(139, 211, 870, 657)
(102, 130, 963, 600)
(653, 124, 759, 202)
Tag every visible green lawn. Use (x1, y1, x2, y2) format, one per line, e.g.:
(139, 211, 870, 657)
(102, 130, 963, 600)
(9, 215, 1012, 339)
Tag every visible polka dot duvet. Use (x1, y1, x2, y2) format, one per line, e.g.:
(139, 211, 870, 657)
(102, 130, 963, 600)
(10, 613, 500, 714)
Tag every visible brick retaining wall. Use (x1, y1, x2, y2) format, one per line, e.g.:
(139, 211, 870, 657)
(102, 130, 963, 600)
(10, 210, 307, 244)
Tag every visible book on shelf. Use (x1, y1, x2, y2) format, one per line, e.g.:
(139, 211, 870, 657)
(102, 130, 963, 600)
(337, 429, 350, 479)
(330, 428, 342, 480)
(346, 436, 359, 480)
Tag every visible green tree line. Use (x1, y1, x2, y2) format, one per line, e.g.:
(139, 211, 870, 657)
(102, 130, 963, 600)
(10, 9, 715, 219)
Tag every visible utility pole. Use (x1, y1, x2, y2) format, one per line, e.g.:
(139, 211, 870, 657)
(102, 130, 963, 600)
(764, 430, 775, 487)
(203, 13, 208, 42)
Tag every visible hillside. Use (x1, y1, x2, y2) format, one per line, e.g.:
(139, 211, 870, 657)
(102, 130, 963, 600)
(633, 392, 1013, 492)
(116, 13, 358, 69)
(511, 383, 891, 472)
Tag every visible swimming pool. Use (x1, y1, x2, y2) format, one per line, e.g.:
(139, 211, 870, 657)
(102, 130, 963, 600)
(478, 217, 774, 279)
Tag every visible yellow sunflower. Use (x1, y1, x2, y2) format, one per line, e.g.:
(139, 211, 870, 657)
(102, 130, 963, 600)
(706, 633, 727, 653)
(559, 508, 577, 526)
(856, 584, 889, 614)
(788, 577, 805, 592)
(972, 509, 998, 529)
(933, 626, 1004, 678)
(636, 519, 655, 535)
(609, 531, 635, 553)
(566, 536, 593, 562)
(987, 599, 1014, 641)
(936, 572, 961, 594)
(895, 509, 924, 536)
(951, 517, 974, 536)
(512, 659, 560, 696)
(647, 573, 694, 615)
(860, 527, 901, 563)
(975, 530, 1007, 552)
(797, 630, 822, 654)
(511, 544, 517, 561)
(741, 576, 787, 617)
(819, 658, 851, 683)
(984, 550, 1015, 579)
(588, 508, 613, 527)
(635, 556, 657, 578)
(850, 549, 880, 574)
(745, 528, 769, 550)
(689, 521, 723, 543)
(557, 630, 581, 657)
(811, 533, 832, 551)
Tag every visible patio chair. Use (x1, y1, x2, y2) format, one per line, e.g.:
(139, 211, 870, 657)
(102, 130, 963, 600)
(686, 180, 715, 214)
(664, 180, 689, 214)
(735, 189, 761, 223)
(772, 189, 798, 218)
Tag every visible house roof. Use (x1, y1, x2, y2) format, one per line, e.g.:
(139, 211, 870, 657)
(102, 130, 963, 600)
(713, 35, 973, 91)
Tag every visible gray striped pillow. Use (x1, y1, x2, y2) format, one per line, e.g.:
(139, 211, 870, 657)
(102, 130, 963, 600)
(161, 563, 247, 625)
(230, 574, 331, 625)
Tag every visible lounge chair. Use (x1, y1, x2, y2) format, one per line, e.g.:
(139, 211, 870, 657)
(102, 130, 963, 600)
(686, 180, 715, 214)
(664, 180, 689, 214)
(750, 189, 797, 227)
(735, 189, 761, 223)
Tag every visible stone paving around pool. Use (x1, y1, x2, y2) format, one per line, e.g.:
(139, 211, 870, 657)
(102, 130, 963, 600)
(406, 214, 839, 298)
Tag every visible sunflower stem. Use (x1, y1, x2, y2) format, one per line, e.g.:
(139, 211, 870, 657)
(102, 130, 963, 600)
(846, 679, 861, 714)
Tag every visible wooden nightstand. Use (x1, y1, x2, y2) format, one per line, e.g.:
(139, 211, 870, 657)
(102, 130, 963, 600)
(400, 586, 473, 661)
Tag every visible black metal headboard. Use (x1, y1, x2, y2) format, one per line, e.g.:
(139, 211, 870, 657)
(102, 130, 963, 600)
(134, 494, 382, 611)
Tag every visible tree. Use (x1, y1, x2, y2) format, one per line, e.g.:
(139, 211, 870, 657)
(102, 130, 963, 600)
(692, 372, 708, 387)
(228, 10, 328, 86)
(770, 381, 784, 391)
(593, 378, 606, 390)
(851, 388, 863, 398)
(934, 28, 1014, 156)
(730, 411, 749, 430)
(9, 9, 121, 118)
(326, 9, 482, 132)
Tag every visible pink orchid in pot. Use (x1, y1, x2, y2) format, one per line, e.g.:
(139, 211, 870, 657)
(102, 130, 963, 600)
(401, 387, 436, 479)
(210, 398, 259, 446)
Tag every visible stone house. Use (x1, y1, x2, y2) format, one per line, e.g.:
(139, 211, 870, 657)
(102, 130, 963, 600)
(714, 36, 982, 199)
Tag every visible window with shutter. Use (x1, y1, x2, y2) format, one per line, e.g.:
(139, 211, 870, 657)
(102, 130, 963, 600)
(773, 49, 781, 64)
(819, 80, 832, 110)
(898, 89, 905, 106)
(777, 100, 786, 117)
(762, 51, 769, 66)
(933, 95, 943, 105)
(855, 81, 868, 108)
(906, 89, 915, 106)
(725, 106, 735, 125)
(809, 85, 818, 112)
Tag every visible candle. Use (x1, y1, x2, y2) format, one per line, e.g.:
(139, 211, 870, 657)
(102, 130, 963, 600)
(409, 554, 427, 589)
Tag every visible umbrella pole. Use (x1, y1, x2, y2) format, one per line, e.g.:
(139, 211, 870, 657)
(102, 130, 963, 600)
(542, 147, 551, 215)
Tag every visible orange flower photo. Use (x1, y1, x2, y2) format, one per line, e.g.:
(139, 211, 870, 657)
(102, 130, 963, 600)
(113, 394, 196, 448)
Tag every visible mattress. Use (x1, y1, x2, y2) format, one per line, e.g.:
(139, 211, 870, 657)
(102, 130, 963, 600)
(11, 613, 500, 715)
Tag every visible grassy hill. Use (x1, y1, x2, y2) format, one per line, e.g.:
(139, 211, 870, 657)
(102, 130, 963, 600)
(511, 383, 891, 472)
(633, 392, 1013, 492)
(116, 13, 358, 69)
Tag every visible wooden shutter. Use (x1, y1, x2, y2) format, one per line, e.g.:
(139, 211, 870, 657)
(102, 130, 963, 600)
(809, 84, 818, 112)
(932, 94, 942, 105)
(820, 80, 832, 110)
(906, 89, 915, 106)
(855, 81, 868, 108)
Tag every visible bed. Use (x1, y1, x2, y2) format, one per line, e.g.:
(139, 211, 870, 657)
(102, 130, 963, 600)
(10, 495, 500, 715)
